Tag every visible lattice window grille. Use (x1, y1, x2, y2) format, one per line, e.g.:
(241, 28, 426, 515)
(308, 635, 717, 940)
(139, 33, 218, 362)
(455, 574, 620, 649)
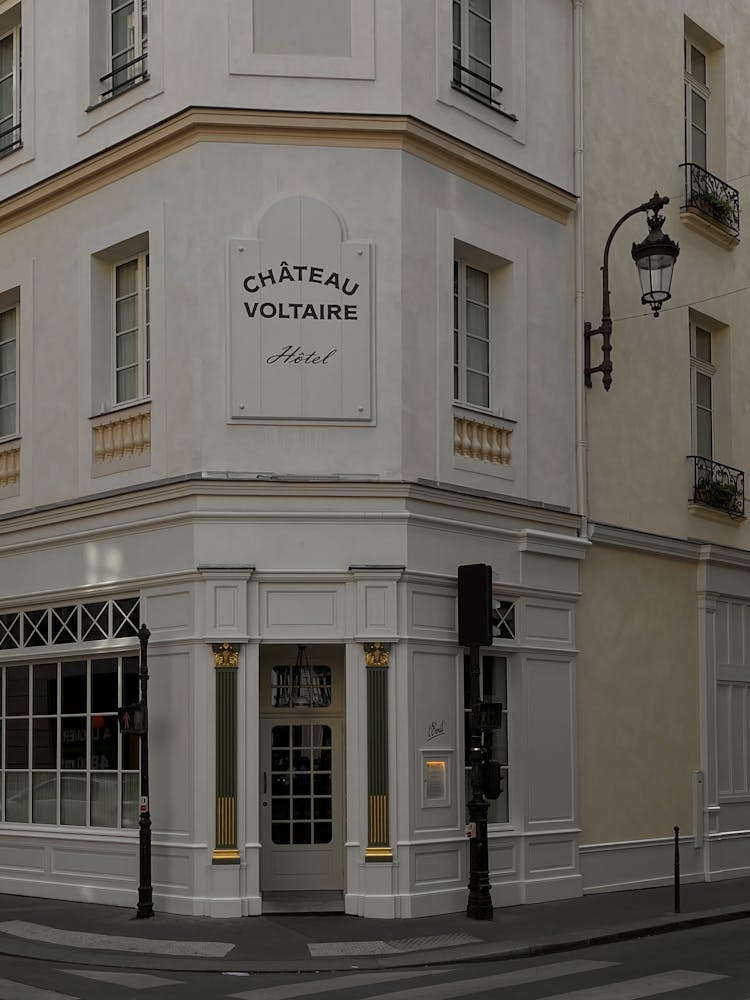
(0, 597, 139, 650)
(492, 600, 516, 640)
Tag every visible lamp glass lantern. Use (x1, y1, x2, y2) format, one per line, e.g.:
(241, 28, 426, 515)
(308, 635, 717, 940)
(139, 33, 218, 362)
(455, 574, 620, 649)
(631, 211, 680, 317)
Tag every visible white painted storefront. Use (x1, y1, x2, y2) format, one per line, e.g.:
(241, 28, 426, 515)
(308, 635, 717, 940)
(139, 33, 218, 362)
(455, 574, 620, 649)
(0, 0, 584, 916)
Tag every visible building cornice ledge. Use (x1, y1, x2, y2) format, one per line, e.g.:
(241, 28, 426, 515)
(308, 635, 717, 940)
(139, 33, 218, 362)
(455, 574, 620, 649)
(695, 542, 750, 570)
(0, 108, 576, 235)
(587, 521, 699, 560)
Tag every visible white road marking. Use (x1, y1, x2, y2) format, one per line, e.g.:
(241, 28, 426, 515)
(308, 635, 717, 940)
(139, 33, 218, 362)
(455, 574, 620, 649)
(0, 920, 234, 957)
(228, 967, 447, 1000)
(228, 960, 616, 1000)
(0, 978, 77, 1000)
(538, 969, 726, 1000)
(61, 969, 182, 990)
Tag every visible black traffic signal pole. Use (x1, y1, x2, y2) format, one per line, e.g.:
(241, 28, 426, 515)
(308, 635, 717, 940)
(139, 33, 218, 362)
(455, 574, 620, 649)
(458, 564, 495, 920)
(466, 641, 493, 920)
(136, 623, 154, 919)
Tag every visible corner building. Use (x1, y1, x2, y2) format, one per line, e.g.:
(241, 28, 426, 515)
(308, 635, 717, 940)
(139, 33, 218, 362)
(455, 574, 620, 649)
(0, 0, 582, 917)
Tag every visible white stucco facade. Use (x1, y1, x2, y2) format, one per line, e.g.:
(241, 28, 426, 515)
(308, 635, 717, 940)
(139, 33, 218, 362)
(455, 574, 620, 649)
(0, 0, 584, 917)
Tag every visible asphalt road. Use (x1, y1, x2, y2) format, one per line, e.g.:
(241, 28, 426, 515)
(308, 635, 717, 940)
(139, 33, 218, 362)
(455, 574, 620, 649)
(2, 917, 750, 999)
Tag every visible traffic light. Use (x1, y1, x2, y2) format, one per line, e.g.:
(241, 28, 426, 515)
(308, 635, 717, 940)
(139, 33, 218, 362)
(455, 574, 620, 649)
(117, 703, 146, 735)
(457, 563, 493, 647)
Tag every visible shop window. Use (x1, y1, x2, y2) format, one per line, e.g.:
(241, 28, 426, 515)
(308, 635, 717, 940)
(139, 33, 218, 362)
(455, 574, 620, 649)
(1, 656, 141, 828)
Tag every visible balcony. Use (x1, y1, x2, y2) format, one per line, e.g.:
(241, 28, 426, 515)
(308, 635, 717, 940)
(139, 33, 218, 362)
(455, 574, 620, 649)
(100, 53, 149, 101)
(680, 163, 740, 245)
(451, 60, 517, 121)
(689, 455, 745, 518)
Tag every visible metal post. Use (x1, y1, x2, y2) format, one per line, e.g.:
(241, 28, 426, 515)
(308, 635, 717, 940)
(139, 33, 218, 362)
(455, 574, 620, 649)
(136, 623, 154, 919)
(466, 644, 493, 920)
(673, 825, 680, 914)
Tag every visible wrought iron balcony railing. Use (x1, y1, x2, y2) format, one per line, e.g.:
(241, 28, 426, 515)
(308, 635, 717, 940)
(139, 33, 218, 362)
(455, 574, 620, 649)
(689, 455, 745, 517)
(451, 59, 518, 121)
(0, 122, 21, 158)
(100, 53, 148, 101)
(681, 163, 740, 239)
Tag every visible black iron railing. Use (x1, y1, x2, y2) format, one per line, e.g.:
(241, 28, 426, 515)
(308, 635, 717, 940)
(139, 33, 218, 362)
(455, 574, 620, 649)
(680, 163, 740, 239)
(0, 121, 21, 157)
(100, 53, 148, 100)
(689, 455, 745, 517)
(451, 60, 518, 121)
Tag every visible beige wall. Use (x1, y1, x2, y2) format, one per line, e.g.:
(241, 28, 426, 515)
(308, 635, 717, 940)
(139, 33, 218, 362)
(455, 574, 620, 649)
(577, 544, 699, 844)
(583, 0, 750, 544)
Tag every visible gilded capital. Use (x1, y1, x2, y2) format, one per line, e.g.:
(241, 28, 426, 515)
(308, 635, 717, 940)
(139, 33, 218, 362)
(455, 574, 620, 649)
(364, 641, 391, 667)
(212, 642, 240, 668)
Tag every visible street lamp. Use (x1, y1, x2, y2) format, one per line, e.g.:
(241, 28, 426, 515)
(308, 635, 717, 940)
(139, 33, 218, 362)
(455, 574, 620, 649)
(584, 192, 680, 391)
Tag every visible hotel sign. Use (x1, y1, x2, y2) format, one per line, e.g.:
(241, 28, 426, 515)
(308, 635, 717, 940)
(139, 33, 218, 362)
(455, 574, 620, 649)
(228, 196, 372, 421)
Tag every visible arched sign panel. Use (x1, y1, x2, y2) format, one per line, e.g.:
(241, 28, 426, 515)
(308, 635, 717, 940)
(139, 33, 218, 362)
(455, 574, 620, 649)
(228, 196, 372, 421)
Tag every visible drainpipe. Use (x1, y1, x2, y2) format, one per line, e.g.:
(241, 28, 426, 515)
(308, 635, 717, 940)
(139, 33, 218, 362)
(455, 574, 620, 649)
(573, 0, 589, 537)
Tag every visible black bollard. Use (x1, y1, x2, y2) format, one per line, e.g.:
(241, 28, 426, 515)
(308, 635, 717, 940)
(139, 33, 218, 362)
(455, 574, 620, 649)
(673, 825, 680, 914)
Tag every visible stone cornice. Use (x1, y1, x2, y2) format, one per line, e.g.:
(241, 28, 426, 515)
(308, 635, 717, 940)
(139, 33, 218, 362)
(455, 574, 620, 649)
(0, 108, 576, 234)
(0, 474, 581, 542)
(587, 521, 700, 561)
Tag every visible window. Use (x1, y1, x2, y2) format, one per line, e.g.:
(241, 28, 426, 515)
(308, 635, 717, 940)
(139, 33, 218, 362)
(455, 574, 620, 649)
(685, 40, 708, 169)
(113, 253, 150, 405)
(102, 0, 148, 100)
(1, 656, 140, 828)
(454, 260, 490, 408)
(464, 654, 508, 824)
(451, 0, 516, 119)
(691, 323, 713, 460)
(0, 306, 16, 439)
(0, 22, 20, 156)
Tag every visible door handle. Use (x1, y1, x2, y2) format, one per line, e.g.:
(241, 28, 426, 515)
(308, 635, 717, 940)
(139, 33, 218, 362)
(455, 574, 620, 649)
(263, 770, 267, 795)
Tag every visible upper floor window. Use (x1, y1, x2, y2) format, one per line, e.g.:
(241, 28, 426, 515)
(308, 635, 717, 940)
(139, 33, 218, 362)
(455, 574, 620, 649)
(454, 260, 490, 409)
(0, 306, 16, 439)
(114, 253, 150, 405)
(0, 22, 20, 156)
(451, 0, 515, 119)
(102, 0, 148, 100)
(690, 322, 714, 461)
(685, 40, 708, 170)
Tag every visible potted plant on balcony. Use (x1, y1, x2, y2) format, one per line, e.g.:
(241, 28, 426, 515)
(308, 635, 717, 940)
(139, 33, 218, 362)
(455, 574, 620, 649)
(695, 477, 743, 514)
(691, 189, 734, 227)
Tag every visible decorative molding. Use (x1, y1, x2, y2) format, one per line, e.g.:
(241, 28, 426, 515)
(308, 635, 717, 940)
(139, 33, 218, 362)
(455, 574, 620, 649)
(519, 529, 590, 561)
(364, 641, 391, 667)
(0, 109, 577, 234)
(0, 440, 20, 489)
(213, 642, 240, 668)
(587, 521, 700, 561)
(454, 414, 512, 466)
(91, 403, 151, 472)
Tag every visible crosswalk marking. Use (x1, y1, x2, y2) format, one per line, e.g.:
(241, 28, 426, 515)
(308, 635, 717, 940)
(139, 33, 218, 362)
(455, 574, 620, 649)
(536, 970, 726, 1000)
(0, 920, 234, 957)
(61, 969, 182, 990)
(0, 978, 77, 1000)
(228, 968, 447, 1000)
(228, 960, 617, 1000)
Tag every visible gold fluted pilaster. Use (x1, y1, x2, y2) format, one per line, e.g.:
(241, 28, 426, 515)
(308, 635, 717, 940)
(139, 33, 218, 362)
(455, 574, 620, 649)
(212, 644, 240, 864)
(364, 643, 393, 862)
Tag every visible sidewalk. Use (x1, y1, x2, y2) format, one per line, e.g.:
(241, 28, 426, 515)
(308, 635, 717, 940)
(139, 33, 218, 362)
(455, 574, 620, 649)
(1, 878, 750, 974)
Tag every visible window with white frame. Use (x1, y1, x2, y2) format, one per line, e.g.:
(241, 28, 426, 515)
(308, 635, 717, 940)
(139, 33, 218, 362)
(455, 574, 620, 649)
(113, 253, 150, 405)
(0, 306, 16, 439)
(690, 322, 714, 460)
(103, 0, 148, 100)
(0, 22, 20, 156)
(451, 0, 515, 119)
(685, 39, 708, 170)
(463, 654, 508, 824)
(454, 259, 490, 409)
(1, 656, 140, 828)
